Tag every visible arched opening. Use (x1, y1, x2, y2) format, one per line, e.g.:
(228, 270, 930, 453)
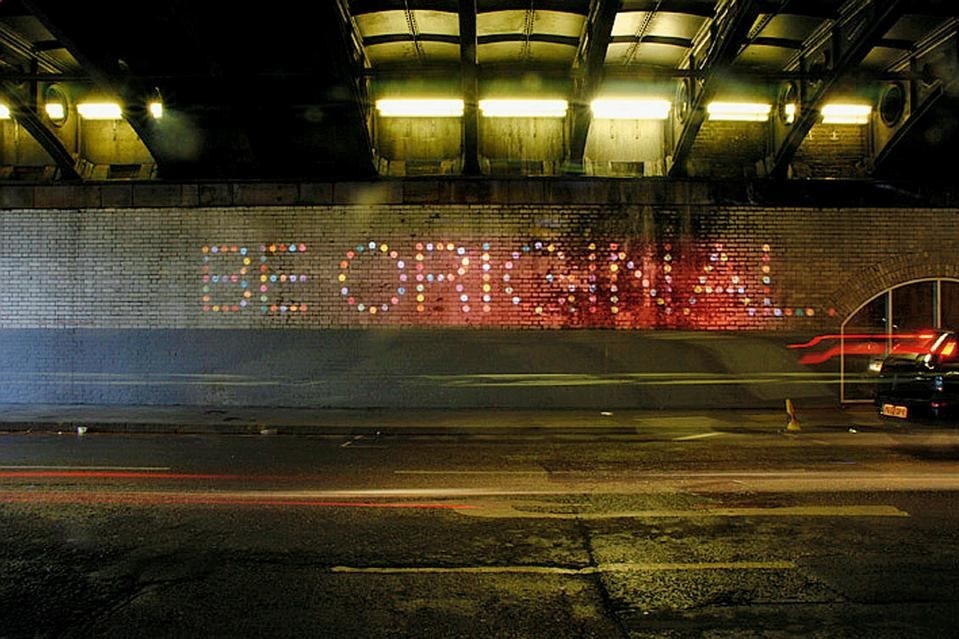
(841, 278, 959, 402)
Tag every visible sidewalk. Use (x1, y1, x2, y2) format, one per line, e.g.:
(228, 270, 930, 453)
(0, 403, 886, 436)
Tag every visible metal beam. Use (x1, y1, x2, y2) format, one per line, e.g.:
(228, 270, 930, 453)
(0, 81, 80, 180)
(18, 0, 165, 174)
(874, 21, 959, 173)
(459, 0, 480, 176)
(762, 0, 907, 179)
(565, 0, 621, 174)
(668, 0, 763, 177)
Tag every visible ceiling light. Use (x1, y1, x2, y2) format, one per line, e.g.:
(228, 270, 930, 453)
(479, 99, 568, 118)
(591, 98, 671, 120)
(375, 99, 464, 117)
(783, 103, 796, 125)
(149, 101, 163, 119)
(821, 103, 871, 125)
(706, 102, 771, 122)
(77, 102, 123, 120)
(0, 104, 10, 119)
(45, 102, 65, 120)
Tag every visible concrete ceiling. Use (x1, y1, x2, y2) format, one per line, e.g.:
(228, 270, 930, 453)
(0, 0, 956, 183)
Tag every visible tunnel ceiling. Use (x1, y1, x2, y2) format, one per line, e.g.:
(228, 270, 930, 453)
(0, 0, 955, 183)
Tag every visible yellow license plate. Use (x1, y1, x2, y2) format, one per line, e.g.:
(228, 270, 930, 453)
(882, 403, 908, 419)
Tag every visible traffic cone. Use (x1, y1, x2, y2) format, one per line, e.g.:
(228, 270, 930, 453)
(785, 398, 801, 432)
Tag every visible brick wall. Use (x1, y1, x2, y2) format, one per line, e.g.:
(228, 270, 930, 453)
(1, 193, 956, 332)
(1, 180, 956, 408)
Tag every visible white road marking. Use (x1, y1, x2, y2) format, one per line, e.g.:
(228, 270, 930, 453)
(673, 432, 724, 441)
(340, 435, 364, 448)
(332, 561, 796, 575)
(394, 470, 546, 475)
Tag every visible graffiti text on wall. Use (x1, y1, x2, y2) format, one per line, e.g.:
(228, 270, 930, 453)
(201, 239, 822, 328)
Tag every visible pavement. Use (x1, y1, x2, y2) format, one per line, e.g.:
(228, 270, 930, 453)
(0, 402, 890, 436)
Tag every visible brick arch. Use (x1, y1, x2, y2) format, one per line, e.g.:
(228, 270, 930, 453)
(829, 255, 959, 323)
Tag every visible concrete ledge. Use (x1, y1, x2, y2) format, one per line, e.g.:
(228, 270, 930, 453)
(0, 178, 938, 210)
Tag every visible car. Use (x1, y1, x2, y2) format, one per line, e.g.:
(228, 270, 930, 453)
(874, 330, 959, 420)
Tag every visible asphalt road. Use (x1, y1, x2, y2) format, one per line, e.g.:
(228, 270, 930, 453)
(2, 416, 959, 638)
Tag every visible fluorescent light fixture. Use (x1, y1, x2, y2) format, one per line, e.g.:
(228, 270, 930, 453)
(821, 103, 871, 125)
(45, 102, 65, 120)
(479, 99, 568, 118)
(591, 98, 671, 120)
(0, 104, 9, 119)
(783, 103, 796, 124)
(149, 101, 163, 119)
(706, 102, 771, 122)
(375, 99, 464, 117)
(77, 102, 123, 120)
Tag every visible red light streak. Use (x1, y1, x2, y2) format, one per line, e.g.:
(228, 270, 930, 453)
(0, 471, 241, 480)
(0, 491, 473, 509)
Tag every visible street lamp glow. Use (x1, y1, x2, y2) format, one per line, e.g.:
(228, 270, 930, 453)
(149, 101, 163, 119)
(77, 102, 123, 120)
(375, 99, 464, 117)
(783, 103, 797, 124)
(591, 98, 671, 120)
(706, 102, 772, 122)
(0, 104, 10, 119)
(479, 99, 568, 118)
(821, 103, 871, 125)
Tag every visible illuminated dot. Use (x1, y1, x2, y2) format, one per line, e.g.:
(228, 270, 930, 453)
(505, 287, 513, 294)
(380, 244, 388, 252)
(416, 254, 424, 261)
(290, 305, 298, 312)
(663, 265, 672, 274)
(279, 244, 287, 253)
(611, 307, 619, 314)
(503, 274, 511, 282)
(482, 284, 492, 293)
(535, 306, 543, 314)
(457, 268, 466, 276)
(762, 276, 771, 284)
(447, 243, 455, 251)
(300, 304, 308, 312)
(762, 244, 771, 252)
(416, 294, 425, 302)
(505, 262, 513, 270)
(289, 244, 297, 253)
(369, 307, 377, 315)
(547, 244, 555, 253)
(462, 305, 470, 313)
(460, 294, 469, 303)
(397, 261, 405, 269)
(337, 274, 347, 282)
(399, 274, 408, 282)
(610, 264, 618, 272)
(357, 304, 366, 311)
(657, 298, 665, 305)
(482, 295, 491, 303)
(346, 251, 354, 259)
(202, 246, 210, 254)
(202, 295, 210, 303)
(455, 284, 464, 292)
(457, 247, 466, 255)
(635, 271, 642, 279)
(512, 297, 520, 305)
(664, 254, 672, 262)
(482, 253, 490, 261)
(212, 305, 220, 312)
(588, 243, 596, 250)
(483, 304, 491, 313)
(262, 295, 269, 303)
(211, 246, 219, 254)
(806, 308, 815, 316)
(482, 263, 490, 272)
(389, 251, 398, 259)
(391, 297, 399, 305)
(416, 284, 425, 292)
(461, 257, 470, 266)
(368, 241, 376, 250)
(774, 308, 782, 316)
(279, 274, 287, 282)
(299, 244, 307, 252)
(269, 245, 276, 253)
(417, 304, 425, 312)
(683, 308, 691, 315)
(534, 242, 543, 250)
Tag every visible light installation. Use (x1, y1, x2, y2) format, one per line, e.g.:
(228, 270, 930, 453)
(201, 237, 820, 329)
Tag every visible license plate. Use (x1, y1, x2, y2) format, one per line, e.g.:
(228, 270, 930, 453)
(882, 403, 908, 419)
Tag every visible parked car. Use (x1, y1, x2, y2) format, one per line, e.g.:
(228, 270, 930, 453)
(874, 330, 959, 420)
